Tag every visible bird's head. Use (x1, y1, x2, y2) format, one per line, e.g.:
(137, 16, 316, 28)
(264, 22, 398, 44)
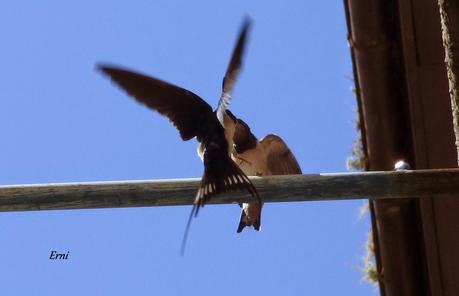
(233, 118, 257, 154)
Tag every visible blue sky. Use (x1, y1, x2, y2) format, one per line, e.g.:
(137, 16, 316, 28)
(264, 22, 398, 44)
(0, 1, 375, 295)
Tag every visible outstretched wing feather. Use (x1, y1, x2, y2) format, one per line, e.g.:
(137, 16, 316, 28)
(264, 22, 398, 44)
(216, 17, 252, 126)
(98, 65, 213, 140)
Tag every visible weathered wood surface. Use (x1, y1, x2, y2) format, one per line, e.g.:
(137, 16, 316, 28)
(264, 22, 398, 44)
(1, 168, 459, 212)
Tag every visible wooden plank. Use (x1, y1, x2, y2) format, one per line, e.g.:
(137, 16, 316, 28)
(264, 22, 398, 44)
(1, 168, 459, 212)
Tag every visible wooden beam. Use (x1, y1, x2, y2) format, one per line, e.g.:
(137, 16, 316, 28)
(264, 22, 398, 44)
(1, 168, 459, 212)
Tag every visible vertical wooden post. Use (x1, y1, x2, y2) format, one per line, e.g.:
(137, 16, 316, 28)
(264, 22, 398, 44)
(438, 0, 459, 164)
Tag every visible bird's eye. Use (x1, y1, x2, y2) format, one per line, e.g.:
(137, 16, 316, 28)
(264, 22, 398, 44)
(233, 143, 241, 153)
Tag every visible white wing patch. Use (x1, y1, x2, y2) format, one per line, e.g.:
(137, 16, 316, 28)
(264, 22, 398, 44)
(216, 93, 231, 127)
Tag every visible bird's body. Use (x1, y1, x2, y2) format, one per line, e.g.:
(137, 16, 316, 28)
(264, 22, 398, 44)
(224, 111, 302, 232)
(98, 18, 258, 252)
(233, 141, 271, 175)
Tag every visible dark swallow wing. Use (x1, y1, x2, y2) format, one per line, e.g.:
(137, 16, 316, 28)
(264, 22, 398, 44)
(260, 134, 302, 175)
(98, 65, 214, 141)
(216, 18, 252, 125)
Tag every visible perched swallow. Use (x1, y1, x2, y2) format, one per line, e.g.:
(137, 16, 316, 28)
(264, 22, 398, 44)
(97, 18, 259, 251)
(223, 110, 302, 232)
